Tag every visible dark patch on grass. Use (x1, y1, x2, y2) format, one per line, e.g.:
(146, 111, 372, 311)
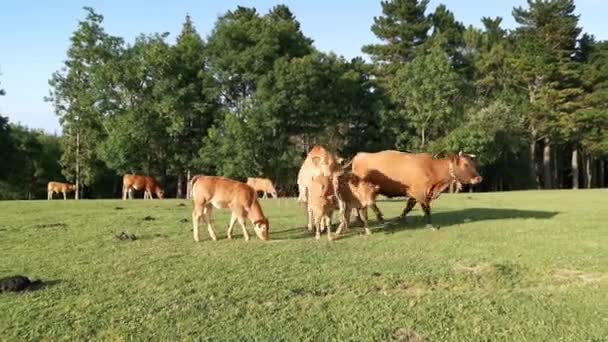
(372, 272, 382, 277)
(114, 231, 138, 241)
(33, 222, 66, 229)
(154, 233, 169, 238)
(0, 276, 60, 293)
(177, 203, 186, 207)
(114, 206, 124, 210)
(143, 216, 155, 221)
(288, 287, 332, 297)
(179, 218, 188, 223)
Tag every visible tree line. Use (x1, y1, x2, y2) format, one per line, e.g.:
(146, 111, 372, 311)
(1, 0, 607, 199)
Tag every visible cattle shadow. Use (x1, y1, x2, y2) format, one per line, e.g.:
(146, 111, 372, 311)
(377, 207, 559, 233)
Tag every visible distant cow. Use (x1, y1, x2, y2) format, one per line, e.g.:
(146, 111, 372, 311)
(191, 175, 270, 242)
(308, 174, 338, 240)
(334, 173, 380, 237)
(246, 177, 278, 198)
(297, 145, 344, 231)
(47, 182, 76, 200)
(352, 151, 482, 229)
(122, 174, 165, 200)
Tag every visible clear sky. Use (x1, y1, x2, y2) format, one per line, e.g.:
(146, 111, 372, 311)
(1, 0, 606, 134)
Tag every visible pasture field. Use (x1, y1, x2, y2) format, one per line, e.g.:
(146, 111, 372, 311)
(1, 190, 607, 341)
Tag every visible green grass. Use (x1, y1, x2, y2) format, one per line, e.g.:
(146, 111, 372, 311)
(1, 190, 607, 341)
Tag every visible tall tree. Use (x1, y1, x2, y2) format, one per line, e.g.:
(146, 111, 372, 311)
(47, 7, 123, 199)
(362, 0, 431, 65)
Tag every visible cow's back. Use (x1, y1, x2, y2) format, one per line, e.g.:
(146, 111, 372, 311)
(352, 151, 434, 197)
(193, 176, 256, 208)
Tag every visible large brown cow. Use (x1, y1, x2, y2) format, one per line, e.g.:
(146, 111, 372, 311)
(47, 182, 76, 200)
(297, 145, 343, 231)
(352, 151, 482, 229)
(191, 175, 269, 242)
(246, 177, 278, 198)
(122, 174, 165, 200)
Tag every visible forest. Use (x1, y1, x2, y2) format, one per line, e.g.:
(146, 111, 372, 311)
(1, 0, 607, 199)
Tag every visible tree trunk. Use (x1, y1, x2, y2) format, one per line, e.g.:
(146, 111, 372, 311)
(530, 132, 539, 188)
(186, 169, 192, 200)
(571, 148, 579, 189)
(75, 130, 80, 200)
(553, 147, 560, 188)
(585, 155, 593, 189)
(176, 173, 184, 199)
(543, 137, 552, 189)
(600, 159, 605, 188)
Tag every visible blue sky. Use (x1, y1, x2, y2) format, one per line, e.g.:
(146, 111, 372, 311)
(1, 0, 606, 134)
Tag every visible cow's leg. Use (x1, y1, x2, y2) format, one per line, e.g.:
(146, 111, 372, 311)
(370, 203, 384, 223)
(263, 192, 267, 199)
(48, 191, 52, 200)
(192, 203, 203, 242)
(236, 213, 250, 241)
(336, 206, 351, 236)
(307, 205, 314, 232)
(203, 205, 218, 241)
(420, 202, 438, 230)
(325, 215, 333, 241)
(227, 212, 238, 240)
(63, 191, 67, 200)
(361, 207, 371, 235)
(400, 198, 418, 222)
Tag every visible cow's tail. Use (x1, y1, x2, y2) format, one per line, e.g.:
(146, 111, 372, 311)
(340, 157, 354, 171)
(189, 175, 203, 197)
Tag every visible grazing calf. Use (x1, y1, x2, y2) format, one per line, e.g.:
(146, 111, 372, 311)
(47, 182, 76, 200)
(334, 173, 380, 236)
(246, 177, 278, 198)
(122, 174, 165, 200)
(308, 175, 338, 240)
(191, 175, 270, 242)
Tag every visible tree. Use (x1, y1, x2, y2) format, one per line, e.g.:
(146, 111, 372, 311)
(386, 37, 463, 151)
(47, 7, 123, 199)
(512, 0, 583, 189)
(362, 0, 431, 65)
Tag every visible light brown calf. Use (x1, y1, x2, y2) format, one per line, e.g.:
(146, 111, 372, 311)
(122, 174, 165, 200)
(246, 177, 278, 198)
(334, 173, 380, 236)
(47, 182, 76, 200)
(308, 175, 338, 240)
(191, 175, 270, 242)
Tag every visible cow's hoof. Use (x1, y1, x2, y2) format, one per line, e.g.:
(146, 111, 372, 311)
(227, 235, 232, 240)
(364, 229, 372, 235)
(426, 224, 440, 230)
(315, 234, 321, 240)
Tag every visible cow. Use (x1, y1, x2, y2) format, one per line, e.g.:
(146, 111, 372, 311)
(122, 174, 165, 200)
(352, 150, 482, 229)
(334, 173, 381, 237)
(47, 181, 76, 200)
(190, 175, 270, 242)
(246, 177, 278, 198)
(308, 174, 338, 240)
(296, 145, 344, 231)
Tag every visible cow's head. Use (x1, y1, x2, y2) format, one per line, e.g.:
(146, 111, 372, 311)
(311, 156, 335, 177)
(68, 184, 77, 192)
(355, 179, 381, 207)
(253, 218, 270, 241)
(155, 187, 165, 199)
(450, 151, 483, 185)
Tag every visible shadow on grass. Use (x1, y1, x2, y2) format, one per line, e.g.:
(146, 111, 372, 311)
(380, 207, 559, 233)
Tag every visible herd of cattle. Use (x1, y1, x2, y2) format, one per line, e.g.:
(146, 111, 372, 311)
(46, 146, 482, 241)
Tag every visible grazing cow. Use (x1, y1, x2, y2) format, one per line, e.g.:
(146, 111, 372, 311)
(308, 175, 338, 240)
(246, 177, 278, 198)
(47, 182, 76, 200)
(352, 151, 482, 229)
(297, 145, 343, 231)
(334, 173, 381, 237)
(122, 174, 165, 200)
(191, 175, 270, 242)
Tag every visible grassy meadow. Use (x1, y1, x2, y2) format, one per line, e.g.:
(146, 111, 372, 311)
(1, 190, 607, 341)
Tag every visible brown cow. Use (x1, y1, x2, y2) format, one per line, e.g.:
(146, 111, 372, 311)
(297, 145, 343, 231)
(47, 182, 76, 200)
(191, 175, 270, 242)
(308, 175, 338, 240)
(246, 177, 278, 198)
(352, 151, 482, 229)
(334, 173, 381, 237)
(122, 174, 165, 200)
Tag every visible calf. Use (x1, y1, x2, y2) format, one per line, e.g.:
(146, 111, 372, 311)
(47, 182, 76, 200)
(122, 174, 165, 200)
(307, 175, 338, 240)
(334, 173, 380, 236)
(191, 175, 270, 242)
(246, 177, 278, 198)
